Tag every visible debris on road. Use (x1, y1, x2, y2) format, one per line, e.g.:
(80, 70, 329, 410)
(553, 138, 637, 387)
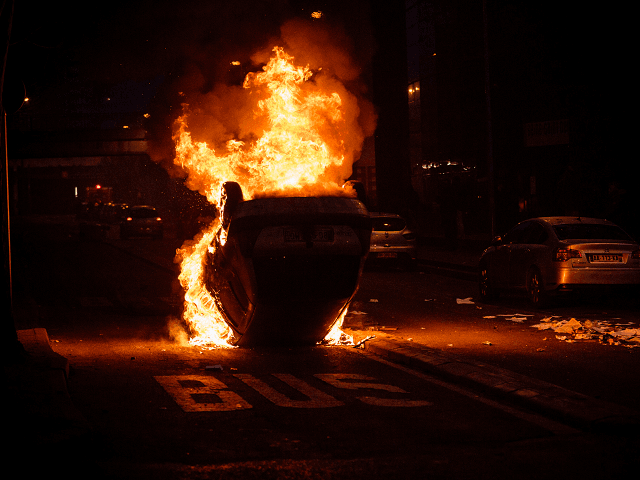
(456, 297, 475, 304)
(482, 312, 639, 347)
(532, 317, 640, 347)
(353, 335, 376, 348)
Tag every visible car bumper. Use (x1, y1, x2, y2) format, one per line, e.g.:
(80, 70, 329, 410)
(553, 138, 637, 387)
(547, 266, 640, 289)
(369, 246, 417, 260)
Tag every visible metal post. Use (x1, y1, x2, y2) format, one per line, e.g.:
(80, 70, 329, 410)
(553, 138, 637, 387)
(483, 0, 496, 239)
(1, 0, 20, 357)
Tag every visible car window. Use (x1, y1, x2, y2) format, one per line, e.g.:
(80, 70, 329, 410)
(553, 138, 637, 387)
(130, 208, 158, 219)
(522, 222, 548, 244)
(553, 224, 632, 241)
(371, 217, 406, 232)
(503, 221, 530, 244)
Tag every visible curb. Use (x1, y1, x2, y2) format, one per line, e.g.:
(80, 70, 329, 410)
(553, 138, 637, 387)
(9, 329, 92, 448)
(15, 328, 71, 388)
(354, 332, 640, 434)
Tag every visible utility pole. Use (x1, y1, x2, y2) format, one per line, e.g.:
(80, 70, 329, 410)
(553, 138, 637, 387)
(483, 0, 496, 239)
(1, 0, 21, 358)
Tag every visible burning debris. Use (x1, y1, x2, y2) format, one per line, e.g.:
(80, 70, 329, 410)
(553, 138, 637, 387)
(171, 36, 375, 348)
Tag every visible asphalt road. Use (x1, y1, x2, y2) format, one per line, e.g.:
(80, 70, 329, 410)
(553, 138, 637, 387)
(10, 219, 640, 478)
(53, 334, 636, 479)
(349, 269, 640, 412)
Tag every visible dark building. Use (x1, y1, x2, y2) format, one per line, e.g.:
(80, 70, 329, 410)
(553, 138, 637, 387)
(403, 0, 636, 239)
(5, 1, 635, 239)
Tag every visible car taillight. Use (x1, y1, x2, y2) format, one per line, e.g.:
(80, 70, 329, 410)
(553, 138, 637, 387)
(156, 217, 162, 222)
(553, 248, 582, 262)
(126, 217, 133, 221)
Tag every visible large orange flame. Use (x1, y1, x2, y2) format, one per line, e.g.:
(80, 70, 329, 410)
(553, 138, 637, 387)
(174, 46, 363, 347)
(174, 46, 357, 205)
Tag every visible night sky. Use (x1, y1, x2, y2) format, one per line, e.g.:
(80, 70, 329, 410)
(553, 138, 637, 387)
(8, 1, 376, 161)
(8, 1, 374, 108)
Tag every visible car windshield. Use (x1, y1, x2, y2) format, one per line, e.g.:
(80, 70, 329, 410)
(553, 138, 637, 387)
(130, 208, 158, 219)
(553, 224, 633, 241)
(371, 217, 406, 232)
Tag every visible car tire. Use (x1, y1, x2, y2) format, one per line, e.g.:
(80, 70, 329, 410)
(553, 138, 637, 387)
(527, 267, 548, 308)
(479, 262, 498, 302)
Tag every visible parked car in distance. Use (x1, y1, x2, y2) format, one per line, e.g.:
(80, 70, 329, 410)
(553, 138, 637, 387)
(479, 217, 640, 306)
(204, 182, 372, 346)
(99, 203, 129, 224)
(368, 212, 417, 269)
(120, 205, 163, 239)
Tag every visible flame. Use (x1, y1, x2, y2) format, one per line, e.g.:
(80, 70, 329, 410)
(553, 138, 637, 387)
(322, 309, 354, 346)
(175, 221, 236, 348)
(174, 46, 355, 205)
(174, 46, 363, 348)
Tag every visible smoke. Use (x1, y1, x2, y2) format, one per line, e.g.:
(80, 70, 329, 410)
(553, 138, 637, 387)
(160, 16, 377, 202)
(167, 316, 190, 346)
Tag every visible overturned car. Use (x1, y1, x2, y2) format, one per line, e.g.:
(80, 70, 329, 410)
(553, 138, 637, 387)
(203, 182, 372, 346)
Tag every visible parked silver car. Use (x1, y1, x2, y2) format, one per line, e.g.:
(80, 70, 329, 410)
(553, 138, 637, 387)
(368, 212, 417, 268)
(479, 217, 640, 306)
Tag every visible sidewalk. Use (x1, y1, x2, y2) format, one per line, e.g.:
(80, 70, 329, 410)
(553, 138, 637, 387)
(5, 328, 93, 461)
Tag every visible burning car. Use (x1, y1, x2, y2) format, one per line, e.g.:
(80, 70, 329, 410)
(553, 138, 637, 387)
(200, 182, 371, 346)
(172, 45, 378, 347)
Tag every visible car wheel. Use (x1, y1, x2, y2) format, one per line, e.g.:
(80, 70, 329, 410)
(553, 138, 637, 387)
(527, 267, 548, 307)
(479, 262, 498, 301)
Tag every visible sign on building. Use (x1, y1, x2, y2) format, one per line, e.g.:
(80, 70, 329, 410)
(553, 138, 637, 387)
(524, 119, 569, 147)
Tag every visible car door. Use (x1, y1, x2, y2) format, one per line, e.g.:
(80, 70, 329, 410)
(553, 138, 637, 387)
(508, 221, 546, 287)
(492, 221, 529, 287)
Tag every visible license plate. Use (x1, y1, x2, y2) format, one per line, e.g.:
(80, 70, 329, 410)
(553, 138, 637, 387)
(377, 252, 397, 259)
(589, 254, 622, 263)
(284, 227, 334, 242)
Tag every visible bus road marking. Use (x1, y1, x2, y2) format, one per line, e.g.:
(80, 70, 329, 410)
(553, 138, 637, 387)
(155, 373, 432, 412)
(154, 375, 252, 412)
